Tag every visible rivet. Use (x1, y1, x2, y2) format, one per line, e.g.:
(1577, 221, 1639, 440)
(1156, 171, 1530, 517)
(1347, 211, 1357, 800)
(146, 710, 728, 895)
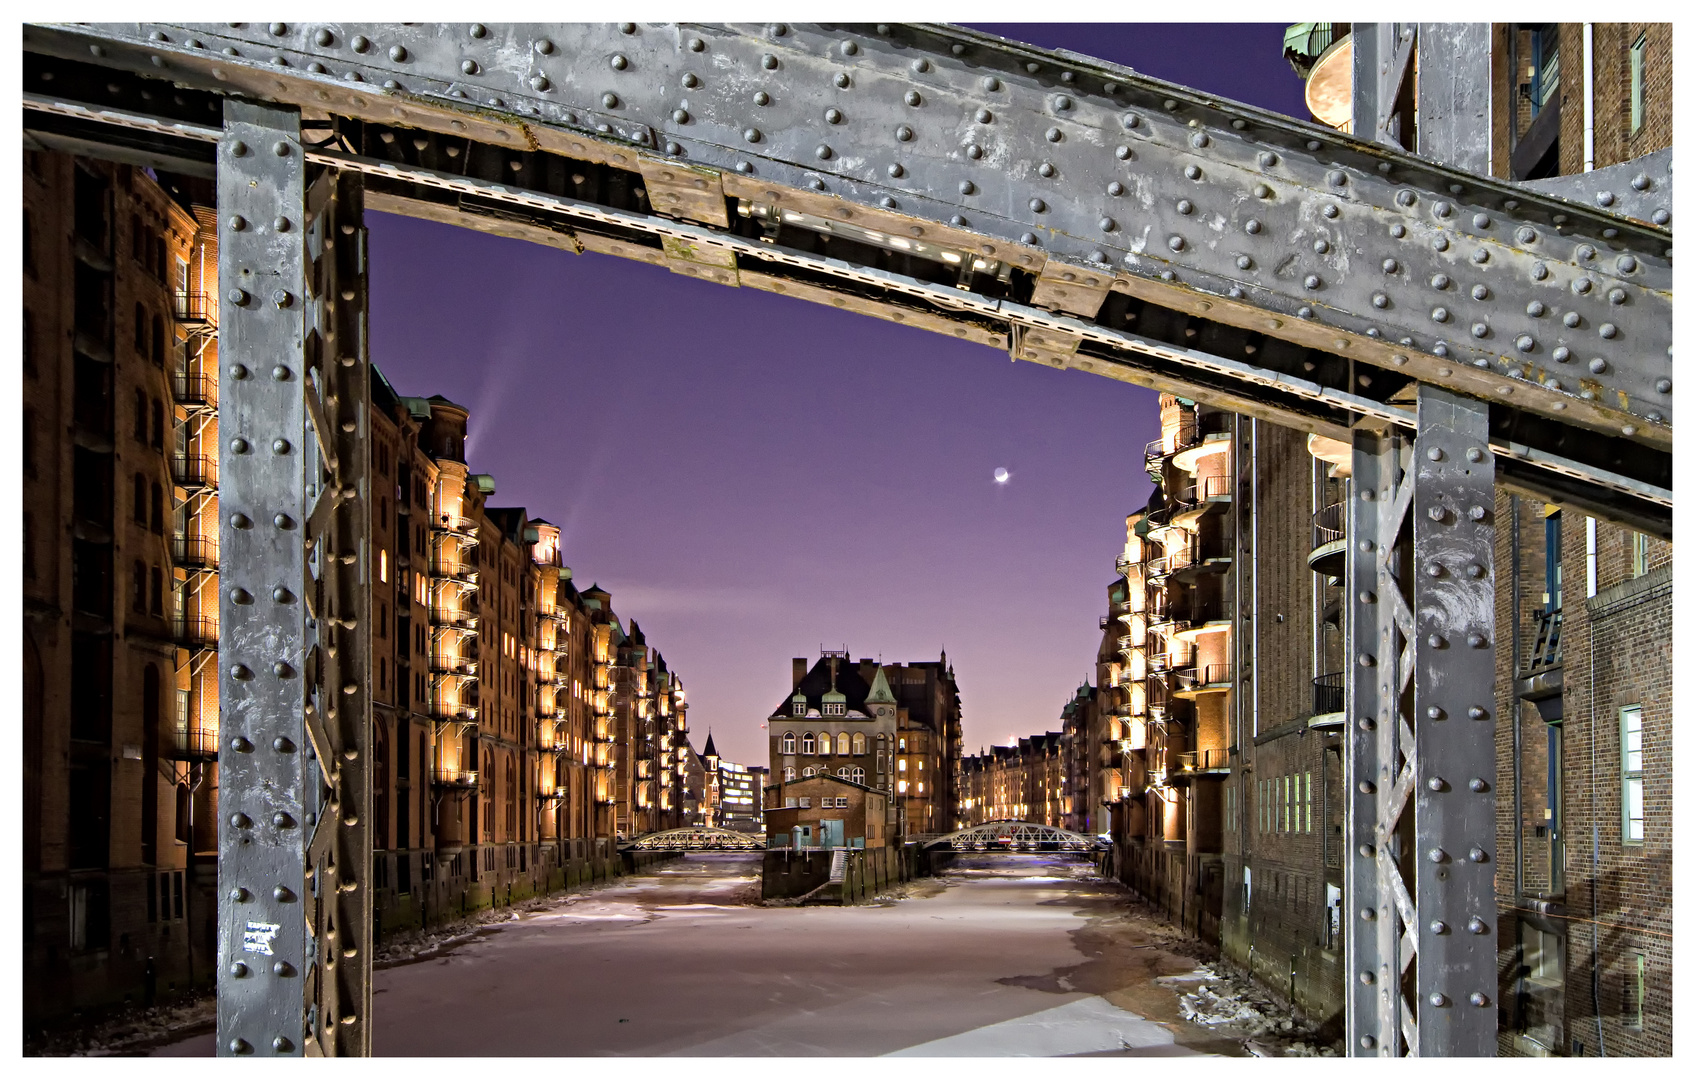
(825, 108, 842, 124)
(1468, 917, 1489, 934)
(1431, 306, 1450, 323)
(1046, 127, 1063, 143)
(1599, 323, 1618, 339)
(1237, 256, 1253, 270)
(271, 365, 291, 381)
(1303, 274, 1321, 290)
(1185, 165, 1202, 180)
(840, 40, 858, 56)
(1468, 706, 1488, 720)
(1469, 846, 1488, 862)
(272, 289, 292, 308)
(1589, 357, 1609, 374)
(1618, 254, 1638, 273)
(1427, 776, 1448, 792)
(1573, 276, 1594, 294)
(1168, 235, 1184, 252)
(1244, 219, 1261, 234)
(230, 811, 251, 828)
(229, 1039, 251, 1054)
(351, 35, 370, 52)
(1469, 992, 1491, 1008)
(230, 512, 252, 530)
(1430, 919, 1449, 934)
(1357, 653, 1375, 668)
(388, 45, 407, 62)
(1433, 236, 1450, 252)
(1434, 200, 1451, 218)
(1359, 908, 1376, 922)
(1471, 322, 1490, 339)
(1358, 780, 1376, 795)
(1527, 300, 1546, 317)
(230, 734, 253, 752)
(1038, 162, 1056, 178)
(1359, 1037, 1376, 1050)
(1099, 217, 1116, 232)
(1427, 633, 1447, 648)
(273, 960, 294, 977)
(1381, 258, 1399, 273)
(1472, 248, 1489, 264)
(983, 77, 1001, 92)
(602, 92, 619, 109)
(1322, 203, 1339, 218)
(1429, 993, 1449, 1007)
(688, 37, 705, 51)
(1428, 848, 1448, 863)
(1552, 346, 1572, 363)
(1655, 378, 1671, 393)
(1358, 844, 1375, 857)
(1359, 972, 1375, 985)
(227, 288, 250, 307)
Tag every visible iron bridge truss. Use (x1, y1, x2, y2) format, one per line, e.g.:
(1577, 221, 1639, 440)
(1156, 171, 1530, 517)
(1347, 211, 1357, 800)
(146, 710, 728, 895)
(623, 826, 767, 852)
(18, 21, 1675, 1060)
(923, 820, 1108, 852)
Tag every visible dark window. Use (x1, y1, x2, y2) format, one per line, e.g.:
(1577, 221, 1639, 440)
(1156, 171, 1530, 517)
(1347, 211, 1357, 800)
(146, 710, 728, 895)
(134, 388, 148, 441)
(151, 481, 164, 534)
(134, 302, 147, 355)
(74, 261, 113, 350)
(73, 165, 110, 251)
(133, 473, 147, 523)
(131, 560, 147, 613)
(131, 213, 142, 262)
(142, 665, 160, 864)
(72, 447, 113, 531)
(151, 399, 164, 450)
(69, 878, 111, 950)
(70, 631, 113, 740)
(67, 761, 112, 869)
(155, 234, 167, 281)
(149, 566, 163, 615)
(73, 353, 113, 438)
(23, 209, 35, 276)
(175, 783, 192, 844)
(151, 313, 165, 366)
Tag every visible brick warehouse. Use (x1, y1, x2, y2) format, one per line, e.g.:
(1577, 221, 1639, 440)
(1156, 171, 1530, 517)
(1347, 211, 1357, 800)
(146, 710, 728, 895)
(21, 152, 690, 1027)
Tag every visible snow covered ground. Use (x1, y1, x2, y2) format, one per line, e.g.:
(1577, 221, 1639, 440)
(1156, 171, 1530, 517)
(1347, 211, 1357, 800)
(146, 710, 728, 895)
(125, 852, 1332, 1057)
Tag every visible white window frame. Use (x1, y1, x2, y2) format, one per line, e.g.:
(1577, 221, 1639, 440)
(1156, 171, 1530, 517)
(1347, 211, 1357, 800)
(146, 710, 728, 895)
(1621, 704, 1645, 844)
(781, 731, 796, 755)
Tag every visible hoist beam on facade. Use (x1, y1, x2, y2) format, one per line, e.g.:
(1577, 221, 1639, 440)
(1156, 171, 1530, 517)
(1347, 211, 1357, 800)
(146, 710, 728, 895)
(18, 41, 1673, 534)
(21, 24, 1672, 446)
(1344, 386, 1498, 1057)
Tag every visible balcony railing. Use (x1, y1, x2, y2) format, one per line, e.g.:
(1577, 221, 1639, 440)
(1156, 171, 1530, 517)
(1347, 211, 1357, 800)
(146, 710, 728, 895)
(171, 291, 216, 326)
(1313, 672, 1345, 715)
(1176, 748, 1231, 773)
(1174, 473, 1232, 507)
(170, 370, 218, 408)
(175, 615, 218, 648)
(169, 726, 220, 761)
(1174, 663, 1232, 692)
(1524, 608, 1563, 672)
(1313, 502, 1346, 548)
(1143, 438, 1169, 478)
(171, 534, 219, 568)
(171, 453, 218, 489)
(431, 768, 479, 790)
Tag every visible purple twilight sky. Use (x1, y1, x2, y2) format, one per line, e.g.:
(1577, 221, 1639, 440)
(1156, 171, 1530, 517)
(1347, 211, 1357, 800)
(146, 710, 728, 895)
(367, 24, 1310, 768)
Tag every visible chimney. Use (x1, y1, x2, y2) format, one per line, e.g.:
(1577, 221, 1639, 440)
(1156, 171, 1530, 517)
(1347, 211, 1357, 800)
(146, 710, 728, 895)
(793, 658, 808, 689)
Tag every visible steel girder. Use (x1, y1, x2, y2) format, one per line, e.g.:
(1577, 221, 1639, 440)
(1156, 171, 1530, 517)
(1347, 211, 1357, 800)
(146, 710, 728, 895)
(215, 101, 372, 1057)
(924, 820, 1106, 851)
(19, 22, 1672, 535)
(624, 826, 767, 851)
(1344, 388, 1498, 1056)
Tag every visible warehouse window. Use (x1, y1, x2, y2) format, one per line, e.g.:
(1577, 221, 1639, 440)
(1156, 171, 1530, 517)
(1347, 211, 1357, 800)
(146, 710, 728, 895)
(801, 732, 815, 754)
(1621, 704, 1644, 843)
(1632, 532, 1651, 578)
(1303, 772, 1313, 833)
(781, 731, 795, 754)
(1630, 34, 1647, 134)
(1627, 953, 1646, 1029)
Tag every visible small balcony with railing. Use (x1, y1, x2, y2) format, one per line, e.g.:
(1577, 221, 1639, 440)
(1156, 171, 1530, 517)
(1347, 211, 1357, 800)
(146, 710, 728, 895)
(174, 614, 218, 649)
(168, 725, 220, 762)
(1516, 607, 1564, 720)
(1310, 501, 1346, 578)
(1169, 747, 1231, 785)
(431, 766, 479, 793)
(1172, 662, 1233, 699)
(1311, 673, 1345, 727)
(171, 533, 219, 570)
(170, 369, 218, 410)
(172, 291, 217, 328)
(1171, 411, 1232, 473)
(1170, 473, 1232, 529)
(171, 452, 218, 491)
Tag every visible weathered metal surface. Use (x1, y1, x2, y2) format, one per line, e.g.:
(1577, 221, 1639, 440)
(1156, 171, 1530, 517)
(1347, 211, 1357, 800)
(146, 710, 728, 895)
(1414, 24, 1493, 175)
(299, 170, 373, 1056)
(1522, 146, 1673, 229)
(1408, 386, 1497, 1056)
(21, 22, 1673, 451)
(215, 100, 313, 1057)
(1352, 23, 1417, 151)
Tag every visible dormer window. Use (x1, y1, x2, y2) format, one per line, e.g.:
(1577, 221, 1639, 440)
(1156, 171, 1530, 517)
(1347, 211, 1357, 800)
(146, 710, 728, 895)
(792, 696, 807, 717)
(823, 702, 846, 716)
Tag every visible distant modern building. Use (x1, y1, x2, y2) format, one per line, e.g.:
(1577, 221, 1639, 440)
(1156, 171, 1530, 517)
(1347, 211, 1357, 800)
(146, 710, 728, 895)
(699, 732, 764, 834)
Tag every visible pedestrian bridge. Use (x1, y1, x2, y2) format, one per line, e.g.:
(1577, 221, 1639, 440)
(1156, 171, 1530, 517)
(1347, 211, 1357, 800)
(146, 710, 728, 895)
(621, 826, 768, 852)
(918, 821, 1109, 853)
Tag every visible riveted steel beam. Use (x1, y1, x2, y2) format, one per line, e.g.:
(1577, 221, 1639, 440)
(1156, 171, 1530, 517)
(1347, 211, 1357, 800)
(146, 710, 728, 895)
(22, 22, 1673, 451)
(216, 99, 314, 1058)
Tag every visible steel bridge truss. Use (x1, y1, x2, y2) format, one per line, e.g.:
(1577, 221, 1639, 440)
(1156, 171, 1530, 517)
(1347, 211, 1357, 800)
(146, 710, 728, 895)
(18, 22, 1675, 1059)
(623, 826, 768, 851)
(923, 821, 1108, 852)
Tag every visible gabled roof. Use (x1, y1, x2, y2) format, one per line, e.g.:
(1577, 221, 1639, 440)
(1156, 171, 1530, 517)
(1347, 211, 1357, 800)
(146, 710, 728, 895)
(770, 655, 881, 718)
(763, 773, 882, 795)
(702, 731, 718, 759)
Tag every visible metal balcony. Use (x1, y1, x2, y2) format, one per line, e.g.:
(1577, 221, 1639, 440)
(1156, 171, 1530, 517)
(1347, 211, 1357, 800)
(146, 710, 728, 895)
(430, 768, 478, 791)
(174, 615, 218, 648)
(170, 370, 218, 409)
(1516, 608, 1564, 719)
(1171, 748, 1231, 782)
(171, 534, 219, 569)
(1310, 501, 1347, 577)
(171, 291, 216, 327)
(1315, 671, 1342, 718)
(1173, 662, 1232, 697)
(168, 725, 219, 762)
(171, 453, 218, 490)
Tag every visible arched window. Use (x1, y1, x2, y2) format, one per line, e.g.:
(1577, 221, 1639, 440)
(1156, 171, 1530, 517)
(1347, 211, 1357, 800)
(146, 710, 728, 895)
(505, 753, 517, 837)
(131, 560, 147, 613)
(837, 767, 850, 779)
(852, 767, 865, 784)
(149, 566, 162, 615)
(151, 482, 164, 533)
(800, 732, 815, 755)
(151, 313, 165, 366)
(781, 731, 796, 754)
(837, 732, 852, 756)
(783, 766, 795, 781)
(133, 473, 147, 523)
(851, 732, 866, 756)
(817, 734, 831, 757)
(134, 302, 147, 353)
(801, 766, 816, 778)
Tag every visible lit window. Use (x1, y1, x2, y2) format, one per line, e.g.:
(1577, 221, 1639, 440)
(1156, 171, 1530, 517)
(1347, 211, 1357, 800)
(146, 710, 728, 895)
(379, 549, 389, 583)
(837, 732, 851, 755)
(783, 766, 795, 781)
(898, 759, 907, 773)
(851, 732, 866, 755)
(1628, 953, 1646, 1029)
(1633, 532, 1651, 578)
(1303, 772, 1312, 833)
(897, 780, 908, 794)
(1621, 704, 1645, 843)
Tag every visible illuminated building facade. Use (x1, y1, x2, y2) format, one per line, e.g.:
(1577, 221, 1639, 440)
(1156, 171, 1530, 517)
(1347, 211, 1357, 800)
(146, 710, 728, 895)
(22, 155, 222, 1024)
(959, 733, 1067, 827)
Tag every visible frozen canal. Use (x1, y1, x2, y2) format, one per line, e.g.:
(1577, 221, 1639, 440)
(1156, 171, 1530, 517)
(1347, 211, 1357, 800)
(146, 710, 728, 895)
(156, 853, 1255, 1056)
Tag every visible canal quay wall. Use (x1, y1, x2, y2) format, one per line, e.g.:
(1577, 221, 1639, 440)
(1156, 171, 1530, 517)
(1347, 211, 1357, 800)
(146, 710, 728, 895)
(374, 846, 679, 939)
(762, 845, 920, 904)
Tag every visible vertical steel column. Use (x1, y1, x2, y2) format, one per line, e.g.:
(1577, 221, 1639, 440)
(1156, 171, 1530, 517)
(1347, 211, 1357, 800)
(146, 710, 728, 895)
(216, 100, 371, 1057)
(215, 100, 313, 1057)
(1416, 23, 1494, 173)
(299, 169, 373, 1056)
(1351, 23, 1418, 150)
(1408, 386, 1497, 1056)
(1346, 387, 1498, 1056)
